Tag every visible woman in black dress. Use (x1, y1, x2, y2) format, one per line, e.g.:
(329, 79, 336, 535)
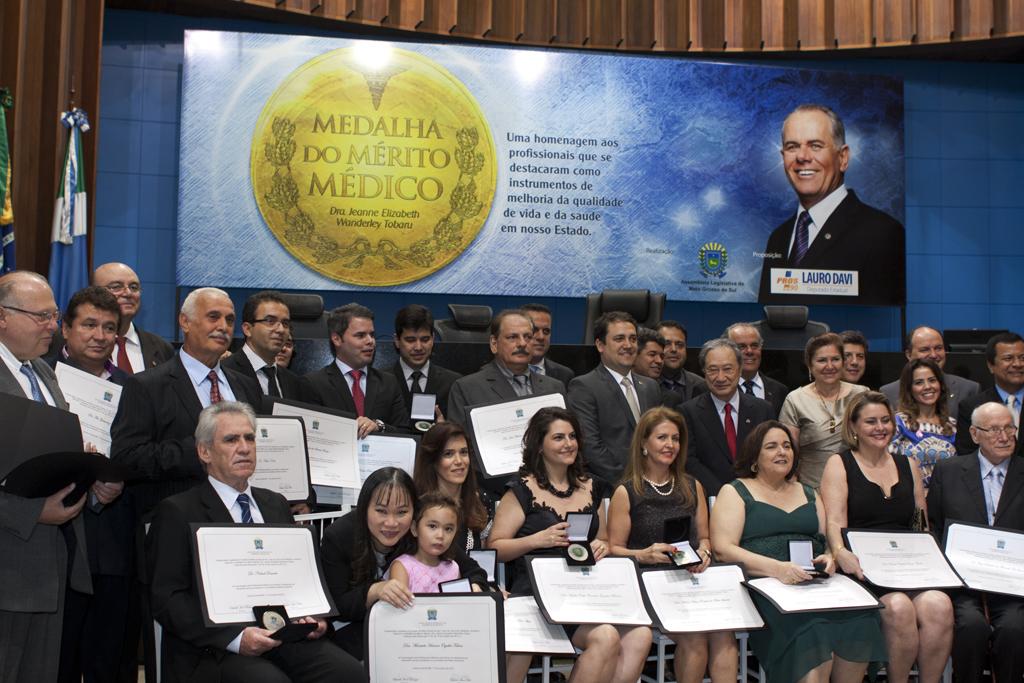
(488, 406, 652, 683)
(820, 392, 953, 683)
(607, 406, 735, 683)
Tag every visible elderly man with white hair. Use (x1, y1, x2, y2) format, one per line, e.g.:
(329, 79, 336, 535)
(928, 401, 1024, 683)
(110, 287, 262, 516)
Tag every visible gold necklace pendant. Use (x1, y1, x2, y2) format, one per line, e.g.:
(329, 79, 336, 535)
(829, 417, 836, 433)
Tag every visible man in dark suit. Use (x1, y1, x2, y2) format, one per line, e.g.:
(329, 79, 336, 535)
(388, 304, 461, 420)
(631, 327, 682, 410)
(928, 402, 1024, 683)
(682, 339, 775, 495)
(656, 320, 706, 403)
(221, 291, 305, 401)
(955, 332, 1024, 456)
(303, 303, 409, 436)
(93, 262, 174, 373)
(725, 323, 788, 418)
(110, 287, 262, 517)
(447, 309, 566, 429)
(522, 303, 575, 386)
(0, 271, 104, 683)
(568, 312, 660, 484)
(148, 402, 365, 683)
(757, 104, 905, 306)
(50, 286, 137, 683)
(880, 326, 980, 419)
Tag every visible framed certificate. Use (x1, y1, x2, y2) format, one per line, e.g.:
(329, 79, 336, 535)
(251, 416, 312, 503)
(366, 593, 506, 682)
(843, 528, 964, 590)
(527, 556, 652, 626)
(270, 398, 360, 490)
(467, 393, 567, 478)
(944, 520, 1024, 598)
(191, 524, 336, 626)
(504, 595, 575, 655)
(639, 564, 764, 634)
(744, 573, 882, 614)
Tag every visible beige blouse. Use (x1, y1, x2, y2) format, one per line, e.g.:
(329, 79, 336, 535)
(779, 381, 869, 488)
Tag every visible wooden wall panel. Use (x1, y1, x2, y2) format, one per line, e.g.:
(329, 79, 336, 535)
(588, 0, 623, 47)
(955, 0, 994, 39)
(624, 0, 657, 48)
(691, 0, 725, 50)
(521, 0, 557, 43)
(385, 0, 424, 28)
(452, 0, 490, 37)
(874, 0, 914, 45)
(489, 0, 523, 40)
(917, 0, 955, 41)
(556, 0, 588, 45)
(352, 0, 389, 22)
(724, 0, 762, 50)
(994, 0, 1024, 35)
(659, 0, 691, 49)
(419, 0, 457, 33)
(796, 0, 831, 49)
(762, 0, 799, 50)
(834, 0, 872, 47)
(0, 0, 102, 276)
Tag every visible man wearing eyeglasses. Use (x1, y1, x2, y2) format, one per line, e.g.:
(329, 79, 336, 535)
(92, 262, 174, 373)
(955, 332, 1024, 457)
(221, 291, 306, 401)
(928, 402, 1024, 683)
(725, 322, 788, 418)
(0, 271, 94, 682)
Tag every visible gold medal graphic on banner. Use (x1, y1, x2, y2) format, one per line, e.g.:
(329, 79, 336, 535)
(251, 46, 496, 286)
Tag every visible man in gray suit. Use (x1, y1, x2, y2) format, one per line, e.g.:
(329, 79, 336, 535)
(880, 326, 979, 417)
(0, 271, 121, 682)
(521, 303, 575, 386)
(447, 309, 566, 430)
(568, 312, 661, 484)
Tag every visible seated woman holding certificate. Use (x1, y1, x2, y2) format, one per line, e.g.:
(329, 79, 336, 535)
(820, 392, 953, 683)
(607, 406, 736, 683)
(711, 421, 886, 683)
(888, 359, 957, 489)
(320, 467, 489, 659)
(489, 406, 652, 683)
(413, 422, 493, 551)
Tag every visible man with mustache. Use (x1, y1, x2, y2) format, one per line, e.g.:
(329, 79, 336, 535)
(568, 311, 661, 484)
(110, 287, 262, 516)
(447, 309, 566, 430)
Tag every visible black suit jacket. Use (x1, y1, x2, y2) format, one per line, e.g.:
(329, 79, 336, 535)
(138, 327, 175, 371)
(388, 361, 461, 420)
(446, 360, 567, 430)
(660, 369, 707, 404)
(221, 346, 307, 403)
(760, 375, 789, 419)
(109, 355, 263, 516)
(567, 366, 662, 485)
(303, 362, 410, 432)
(542, 358, 575, 386)
(147, 480, 293, 682)
(955, 388, 1024, 457)
(928, 451, 1024, 540)
(757, 190, 905, 306)
(681, 392, 776, 495)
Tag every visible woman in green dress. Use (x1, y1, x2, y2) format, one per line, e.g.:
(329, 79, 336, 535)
(710, 420, 886, 682)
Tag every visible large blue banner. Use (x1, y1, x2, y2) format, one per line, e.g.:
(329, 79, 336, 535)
(177, 31, 903, 303)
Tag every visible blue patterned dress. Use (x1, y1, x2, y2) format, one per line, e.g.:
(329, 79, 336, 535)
(888, 412, 956, 489)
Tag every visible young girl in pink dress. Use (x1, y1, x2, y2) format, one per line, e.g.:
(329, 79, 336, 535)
(388, 493, 462, 593)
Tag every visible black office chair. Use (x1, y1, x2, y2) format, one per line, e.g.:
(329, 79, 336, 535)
(278, 293, 327, 339)
(434, 304, 493, 343)
(582, 289, 666, 345)
(749, 305, 830, 350)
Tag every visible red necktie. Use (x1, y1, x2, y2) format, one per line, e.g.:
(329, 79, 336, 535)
(724, 403, 737, 461)
(349, 369, 365, 417)
(116, 336, 134, 375)
(207, 370, 222, 404)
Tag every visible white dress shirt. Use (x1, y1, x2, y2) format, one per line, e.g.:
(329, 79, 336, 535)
(786, 184, 849, 257)
(180, 349, 236, 407)
(0, 340, 56, 406)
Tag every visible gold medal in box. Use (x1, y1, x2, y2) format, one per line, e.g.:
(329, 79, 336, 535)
(251, 45, 497, 286)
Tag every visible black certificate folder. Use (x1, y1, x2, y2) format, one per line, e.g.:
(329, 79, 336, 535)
(0, 391, 85, 478)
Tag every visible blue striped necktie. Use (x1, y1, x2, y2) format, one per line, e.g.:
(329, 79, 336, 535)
(19, 363, 46, 403)
(790, 211, 812, 265)
(237, 493, 253, 524)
